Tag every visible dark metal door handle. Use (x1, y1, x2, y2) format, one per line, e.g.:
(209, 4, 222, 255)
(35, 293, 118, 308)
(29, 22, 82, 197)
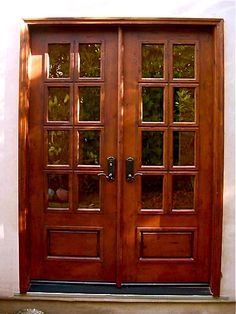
(98, 156, 116, 182)
(126, 157, 142, 182)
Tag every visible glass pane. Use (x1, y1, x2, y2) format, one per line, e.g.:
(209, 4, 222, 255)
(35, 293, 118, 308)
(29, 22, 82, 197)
(48, 130, 69, 165)
(78, 130, 100, 165)
(79, 44, 101, 77)
(142, 131, 164, 166)
(48, 87, 70, 121)
(172, 175, 195, 209)
(48, 174, 69, 208)
(142, 87, 164, 122)
(78, 87, 100, 121)
(173, 131, 195, 166)
(142, 175, 163, 209)
(173, 45, 195, 78)
(78, 174, 100, 209)
(174, 88, 195, 122)
(48, 44, 70, 78)
(142, 44, 164, 78)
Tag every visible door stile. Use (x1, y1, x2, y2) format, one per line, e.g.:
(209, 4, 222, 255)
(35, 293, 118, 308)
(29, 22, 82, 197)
(116, 27, 124, 287)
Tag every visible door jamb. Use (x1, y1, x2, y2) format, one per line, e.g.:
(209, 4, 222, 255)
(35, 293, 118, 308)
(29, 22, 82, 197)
(19, 18, 224, 296)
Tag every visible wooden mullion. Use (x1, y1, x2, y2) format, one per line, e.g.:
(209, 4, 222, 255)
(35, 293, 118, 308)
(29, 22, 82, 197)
(116, 26, 124, 288)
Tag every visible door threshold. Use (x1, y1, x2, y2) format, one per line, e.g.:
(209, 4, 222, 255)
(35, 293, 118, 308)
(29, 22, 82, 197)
(29, 281, 212, 296)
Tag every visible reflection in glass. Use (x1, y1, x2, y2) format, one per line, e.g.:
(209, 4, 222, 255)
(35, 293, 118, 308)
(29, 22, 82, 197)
(47, 174, 69, 208)
(78, 130, 100, 165)
(142, 176, 163, 209)
(173, 131, 195, 166)
(78, 175, 100, 209)
(174, 88, 195, 122)
(79, 44, 101, 77)
(48, 87, 70, 121)
(142, 131, 163, 166)
(142, 44, 164, 78)
(172, 175, 195, 209)
(142, 87, 164, 122)
(48, 130, 69, 165)
(173, 45, 195, 78)
(48, 44, 70, 78)
(78, 87, 100, 121)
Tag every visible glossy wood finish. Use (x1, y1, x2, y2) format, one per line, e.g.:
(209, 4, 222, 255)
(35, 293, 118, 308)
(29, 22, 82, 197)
(210, 21, 224, 297)
(19, 19, 224, 296)
(122, 27, 213, 283)
(29, 27, 118, 282)
(19, 21, 31, 293)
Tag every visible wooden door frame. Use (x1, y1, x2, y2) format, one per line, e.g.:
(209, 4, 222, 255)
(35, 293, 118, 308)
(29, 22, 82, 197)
(19, 18, 224, 296)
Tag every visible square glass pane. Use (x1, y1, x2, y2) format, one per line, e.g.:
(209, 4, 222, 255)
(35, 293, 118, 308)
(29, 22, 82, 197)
(174, 88, 195, 122)
(78, 130, 100, 165)
(142, 87, 164, 122)
(142, 44, 164, 78)
(47, 174, 69, 208)
(48, 130, 69, 165)
(48, 44, 70, 78)
(142, 175, 163, 209)
(172, 175, 195, 209)
(79, 44, 101, 77)
(142, 131, 164, 166)
(78, 87, 100, 121)
(48, 87, 70, 121)
(78, 174, 100, 209)
(173, 45, 195, 79)
(173, 131, 195, 166)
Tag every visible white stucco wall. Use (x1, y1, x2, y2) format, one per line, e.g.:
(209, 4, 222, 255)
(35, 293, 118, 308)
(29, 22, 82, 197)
(0, 0, 235, 299)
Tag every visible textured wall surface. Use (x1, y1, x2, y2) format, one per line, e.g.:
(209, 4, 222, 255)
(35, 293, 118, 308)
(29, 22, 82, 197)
(0, 0, 235, 300)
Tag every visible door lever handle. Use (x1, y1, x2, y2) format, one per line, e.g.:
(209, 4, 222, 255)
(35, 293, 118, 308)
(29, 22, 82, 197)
(98, 156, 116, 182)
(126, 157, 142, 182)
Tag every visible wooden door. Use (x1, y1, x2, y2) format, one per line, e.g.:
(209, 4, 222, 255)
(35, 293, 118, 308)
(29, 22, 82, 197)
(122, 27, 213, 282)
(29, 27, 118, 281)
(29, 25, 214, 285)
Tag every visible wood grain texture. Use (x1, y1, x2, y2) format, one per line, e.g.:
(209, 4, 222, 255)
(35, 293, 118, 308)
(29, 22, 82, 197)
(19, 20, 30, 294)
(24, 17, 223, 26)
(19, 19, 224, 296)
(210, 19, 224, 297)
(122, 26, 214, 283)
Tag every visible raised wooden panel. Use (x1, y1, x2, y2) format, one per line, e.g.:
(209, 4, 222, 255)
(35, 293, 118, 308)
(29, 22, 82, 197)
(47, 228, 102, 259)
(139, 228, 195, 260)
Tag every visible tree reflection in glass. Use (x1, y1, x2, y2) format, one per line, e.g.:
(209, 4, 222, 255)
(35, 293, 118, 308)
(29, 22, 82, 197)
(174, 88, 195, 122)
(78, 87, 100, 121)
(142, 175, 163, 209)
(142, 44, 164, 78)
(48, 87, 70, 121)
(79, 44, 101, 77)
(78, 174, 100, 209)
(173, 45, 195, 78)
(142, 131, 163, 166)
(48, 44, 70, 78)
(173, 131, 195, 166)
(172, 175, 195, 209)
(142, 87, 164, 122)
(78, 130, 100, 165)
(48, 130, 69, 165)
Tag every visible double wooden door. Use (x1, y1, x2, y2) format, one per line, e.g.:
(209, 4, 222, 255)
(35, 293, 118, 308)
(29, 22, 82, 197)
(29, 25, 213, 285)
